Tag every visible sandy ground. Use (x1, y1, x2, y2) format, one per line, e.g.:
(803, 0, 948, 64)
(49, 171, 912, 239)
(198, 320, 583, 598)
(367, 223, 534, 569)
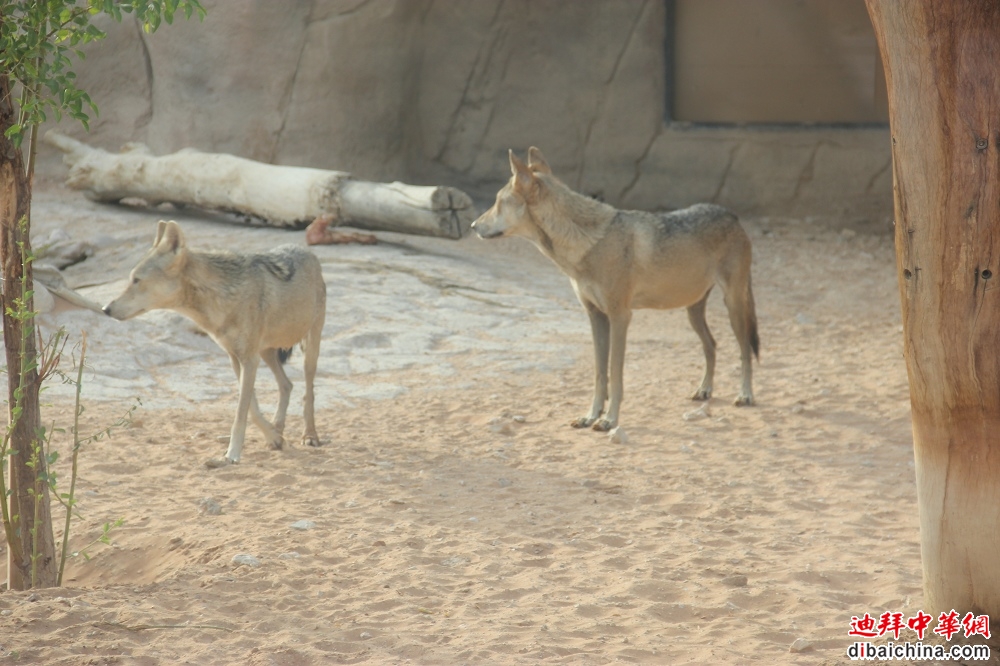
(0, 182, 939, 665)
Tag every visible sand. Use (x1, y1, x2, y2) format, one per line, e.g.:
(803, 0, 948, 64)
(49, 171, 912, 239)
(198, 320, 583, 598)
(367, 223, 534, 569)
(0, 185, 929, 665)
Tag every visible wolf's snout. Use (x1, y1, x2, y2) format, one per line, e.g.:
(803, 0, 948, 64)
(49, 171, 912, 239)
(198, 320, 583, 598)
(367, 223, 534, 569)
(471, 220, 502, 240)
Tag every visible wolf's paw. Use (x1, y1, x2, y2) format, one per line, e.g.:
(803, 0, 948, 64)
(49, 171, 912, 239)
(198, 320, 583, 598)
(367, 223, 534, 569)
(302, 434, 322, 447)
(268, 436, 285, 451)
(734, 394, 754, 407)
(691, 388, 712, 401)
(204, 457, 236, 470)
(571, 416, 597, 429)
(592, 418, 616, 432)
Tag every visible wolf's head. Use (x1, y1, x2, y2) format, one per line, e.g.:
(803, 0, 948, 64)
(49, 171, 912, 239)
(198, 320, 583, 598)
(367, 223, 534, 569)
(103, 220, 189, 320)
(471, 147, 552, 241)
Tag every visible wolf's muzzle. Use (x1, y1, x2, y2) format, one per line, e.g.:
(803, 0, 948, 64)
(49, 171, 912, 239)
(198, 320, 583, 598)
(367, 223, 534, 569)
(472, 225, 503, 240)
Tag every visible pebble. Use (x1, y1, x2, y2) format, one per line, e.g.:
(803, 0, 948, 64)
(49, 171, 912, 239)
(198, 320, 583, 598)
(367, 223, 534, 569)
(360, 631, 372, 639)
(608, 427, 628, 444)
(789, 637, 814, 653)
(197, 497, 223, 516)
(231, 554, 261, 567)
(0, 610, 11, 616)
(682, 405, 710, 421)
(290, 520, 316, 531)
(488, 417, 514, 436)
(721, 574, 748, 588)
(497, 478, 513, 488)
(278, 552, 300, 560)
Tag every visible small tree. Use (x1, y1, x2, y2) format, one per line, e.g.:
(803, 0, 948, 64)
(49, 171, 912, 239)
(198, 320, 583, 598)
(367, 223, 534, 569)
(0, 0, 205, 590)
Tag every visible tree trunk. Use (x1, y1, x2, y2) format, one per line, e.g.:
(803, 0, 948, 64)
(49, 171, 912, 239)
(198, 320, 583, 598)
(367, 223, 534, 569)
(0, 74, 57, 590)
(44, 132, 475, 239)
(866, 0, 1000, 616)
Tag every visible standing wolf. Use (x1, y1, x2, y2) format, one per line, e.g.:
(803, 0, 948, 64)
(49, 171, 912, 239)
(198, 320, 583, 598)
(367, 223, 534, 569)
(103, 221, 326, 466)
(472, 148, 758, 432)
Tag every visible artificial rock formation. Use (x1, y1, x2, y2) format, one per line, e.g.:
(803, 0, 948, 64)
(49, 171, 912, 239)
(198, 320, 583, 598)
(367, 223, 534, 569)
(41, 0, 893, 221)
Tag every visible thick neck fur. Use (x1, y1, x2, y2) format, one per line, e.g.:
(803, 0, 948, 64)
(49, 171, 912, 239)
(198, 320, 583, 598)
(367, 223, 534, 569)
(169, 250, 247, 335)
(524, 174, 617, 273)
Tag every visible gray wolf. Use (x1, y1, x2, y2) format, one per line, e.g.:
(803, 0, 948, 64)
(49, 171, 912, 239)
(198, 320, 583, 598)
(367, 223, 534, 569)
(472, 148, 758, 431)
(103, 221, 327, 466)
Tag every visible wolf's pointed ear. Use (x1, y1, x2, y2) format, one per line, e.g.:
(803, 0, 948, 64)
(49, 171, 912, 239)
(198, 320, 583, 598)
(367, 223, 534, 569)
(156, 220, 186, 254)
(526, 146, 551, 175)
(509, 149, 534, 194)
(153, 220, 168, 247)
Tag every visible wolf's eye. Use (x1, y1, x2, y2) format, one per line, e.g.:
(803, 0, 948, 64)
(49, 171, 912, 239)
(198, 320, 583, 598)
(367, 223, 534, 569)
(131, 277, 140, 285)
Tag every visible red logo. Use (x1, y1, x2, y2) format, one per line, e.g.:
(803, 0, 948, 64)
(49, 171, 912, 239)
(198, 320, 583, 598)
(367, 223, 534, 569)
(849, 609, 991, 641)
(934, 610, 962, 641)
(962, 612, 991, 639)
(906, 610, 933, 640)
(848, 613, 879, 638)
(877, 611, 906, 640)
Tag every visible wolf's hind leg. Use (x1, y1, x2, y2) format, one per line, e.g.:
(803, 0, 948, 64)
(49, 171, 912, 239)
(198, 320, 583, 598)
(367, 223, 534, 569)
(719, 251, 757, 406)
(262, 347, 293, 436)
(300, 307, 324, 447)
(686, 290, 716, 401)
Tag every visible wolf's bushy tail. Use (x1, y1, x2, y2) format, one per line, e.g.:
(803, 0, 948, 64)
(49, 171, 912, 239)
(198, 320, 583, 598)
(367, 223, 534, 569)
(747, 275, 760, 360)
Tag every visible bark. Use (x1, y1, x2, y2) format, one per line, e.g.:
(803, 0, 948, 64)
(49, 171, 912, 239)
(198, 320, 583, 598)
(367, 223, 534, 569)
(44, 133, 475, 239)
(866, 0, 1000, 616)
(0, 75, 58, 590)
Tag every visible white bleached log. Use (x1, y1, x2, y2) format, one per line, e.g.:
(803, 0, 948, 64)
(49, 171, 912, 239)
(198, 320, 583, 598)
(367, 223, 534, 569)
(44, 132, 473, 239)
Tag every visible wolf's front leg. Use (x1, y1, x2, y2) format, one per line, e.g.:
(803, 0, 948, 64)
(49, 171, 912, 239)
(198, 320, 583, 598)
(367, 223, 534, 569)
(211, 354, 260, 467)
(594, 310, 631, 432)
(572, 304, 610, 428)
(248, 394, 284, 450)
(224, 352, 283, 450)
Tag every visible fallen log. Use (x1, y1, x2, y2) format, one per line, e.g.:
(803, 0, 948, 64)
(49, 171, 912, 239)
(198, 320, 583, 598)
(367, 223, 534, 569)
(44, 132, 474, 239)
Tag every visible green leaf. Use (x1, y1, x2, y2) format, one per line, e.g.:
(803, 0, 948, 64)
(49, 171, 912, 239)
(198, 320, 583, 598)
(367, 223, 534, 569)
(4, 123, 23, 140)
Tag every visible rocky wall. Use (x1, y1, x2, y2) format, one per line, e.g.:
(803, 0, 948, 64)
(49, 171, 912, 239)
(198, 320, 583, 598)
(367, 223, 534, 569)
(39, 0, 892, 223)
